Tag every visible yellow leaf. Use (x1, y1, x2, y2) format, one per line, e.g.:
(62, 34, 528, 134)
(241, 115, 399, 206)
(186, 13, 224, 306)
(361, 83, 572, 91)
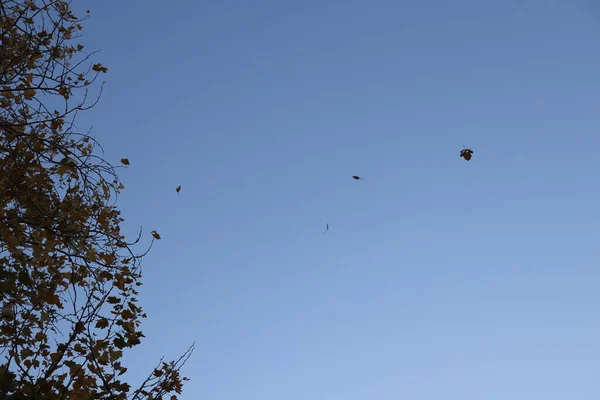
(120, 158, 130, 166)
(151, 230, 161, 240)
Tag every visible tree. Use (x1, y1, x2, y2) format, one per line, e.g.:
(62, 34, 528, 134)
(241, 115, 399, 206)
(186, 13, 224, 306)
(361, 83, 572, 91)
(0, 1, 193, 399)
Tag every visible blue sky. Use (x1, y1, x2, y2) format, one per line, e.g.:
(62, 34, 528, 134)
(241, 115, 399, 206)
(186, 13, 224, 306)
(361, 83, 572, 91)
(76, 1, 600, 398)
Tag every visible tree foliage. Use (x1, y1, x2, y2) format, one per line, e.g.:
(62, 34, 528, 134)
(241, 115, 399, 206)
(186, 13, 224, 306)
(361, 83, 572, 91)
(0, 1, 192, 399)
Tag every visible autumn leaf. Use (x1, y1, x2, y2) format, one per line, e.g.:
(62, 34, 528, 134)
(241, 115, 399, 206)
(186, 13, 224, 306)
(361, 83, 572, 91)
(95, 318, 109, 329)
(21, 348, 35, 359)
(114, 337, 127, 349)
(99, 271, 113, 281)
(18, 270, 31, 285)
(69, 363, 82, 377)
(43, 292, 62, 307)
(50, 352, 62, 363)
(176, 185, 181, 193)
(122, 321, 135, 334)
(75, 322, 85, 333)
(151, 230, 161, 240)
(97, 352, 109, 365)
(23, 88, 36, 100)
(120, 158, 130, 165)
(1, 304, 15, 320)
(92, 63, 108, 73)
(460, 148, 474, 161)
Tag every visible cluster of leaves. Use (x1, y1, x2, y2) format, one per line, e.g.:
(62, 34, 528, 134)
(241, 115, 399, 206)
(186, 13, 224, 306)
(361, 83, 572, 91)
(1, 1, 191, 399)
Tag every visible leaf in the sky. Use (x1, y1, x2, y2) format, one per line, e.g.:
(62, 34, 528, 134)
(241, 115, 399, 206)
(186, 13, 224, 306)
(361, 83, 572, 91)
(120, 158, 130, 166)
(460, 148, 474, 161)
(176, 186, 181, 193)
(151, 230, 161, 240)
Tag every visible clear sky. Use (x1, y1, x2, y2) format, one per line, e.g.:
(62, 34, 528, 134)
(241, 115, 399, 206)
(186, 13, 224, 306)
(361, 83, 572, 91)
(76, 1, 600, 399)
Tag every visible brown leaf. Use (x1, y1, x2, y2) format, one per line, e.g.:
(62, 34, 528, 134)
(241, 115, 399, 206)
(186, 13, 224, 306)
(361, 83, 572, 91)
(21, 348, 35, 359)
(68, 363, 82, 377)
(75, 322, 85, 333)
(460, 148, 474, 161)
(95, 318, 109, 329)
(1, 304, 15, 320)
(176, 185, 181, 193)
(50, 352, 62, 363)
(23, 88, 36, 100)
(92, 63, 108, 73)
(120, 158, 130, 165)
(151, 230, 161, 240)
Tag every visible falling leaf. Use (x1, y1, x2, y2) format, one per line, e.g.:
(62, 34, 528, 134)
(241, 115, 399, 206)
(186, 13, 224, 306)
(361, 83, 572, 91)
(120, 158, 130, 165)
(460, 148, 474, 161)
(151, 230, 161, 240)
(352, 175, 364, 180)
(176, 186, 181, 193)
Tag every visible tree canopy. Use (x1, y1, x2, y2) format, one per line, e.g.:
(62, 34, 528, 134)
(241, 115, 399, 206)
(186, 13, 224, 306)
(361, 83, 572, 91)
(0, 1, 192, 399)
